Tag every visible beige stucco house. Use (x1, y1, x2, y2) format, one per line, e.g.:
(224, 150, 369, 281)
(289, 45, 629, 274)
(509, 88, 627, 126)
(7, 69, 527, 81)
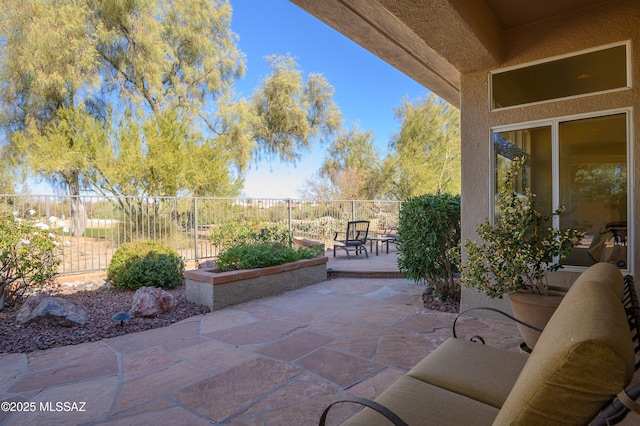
(291, 0, 639, 311)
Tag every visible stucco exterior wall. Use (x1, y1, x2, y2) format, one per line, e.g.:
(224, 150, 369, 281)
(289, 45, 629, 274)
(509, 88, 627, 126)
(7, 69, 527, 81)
(460, 0, 640, 312)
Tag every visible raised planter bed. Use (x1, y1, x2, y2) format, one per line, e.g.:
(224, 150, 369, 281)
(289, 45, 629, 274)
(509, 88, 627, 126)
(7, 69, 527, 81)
(184, 256, 328, 310)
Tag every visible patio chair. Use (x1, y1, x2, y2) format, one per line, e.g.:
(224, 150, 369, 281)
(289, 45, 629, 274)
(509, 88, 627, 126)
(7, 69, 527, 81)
(333, 220, 370, 259)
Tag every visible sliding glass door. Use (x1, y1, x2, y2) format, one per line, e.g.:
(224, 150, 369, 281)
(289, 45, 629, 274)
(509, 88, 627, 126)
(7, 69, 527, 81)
(493, 111, 630, 269)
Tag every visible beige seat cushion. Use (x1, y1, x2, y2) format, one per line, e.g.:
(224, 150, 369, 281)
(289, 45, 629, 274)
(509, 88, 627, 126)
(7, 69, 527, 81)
(342, 375, 498, 426)
(494, 278, 635, 425)
(407, 337, 528, 408)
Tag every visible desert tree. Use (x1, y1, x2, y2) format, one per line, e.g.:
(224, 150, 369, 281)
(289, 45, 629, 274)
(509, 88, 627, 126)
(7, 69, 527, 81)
(1, 0, 342, 233)
(300, 124, 386, 200)
(384, 94, 460, 199)
(252, 55, 342, 163)
(0, 1, 102, 234)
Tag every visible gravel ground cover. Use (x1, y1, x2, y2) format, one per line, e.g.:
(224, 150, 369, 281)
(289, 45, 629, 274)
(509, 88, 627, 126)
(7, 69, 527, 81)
(0, 280, 209, 354)
(422, 294, 460, 314)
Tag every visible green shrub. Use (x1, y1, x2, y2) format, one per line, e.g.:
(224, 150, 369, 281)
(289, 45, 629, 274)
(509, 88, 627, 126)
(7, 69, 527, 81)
(0, 211, 63, 309)
(216, 242, 322, 271)
(210, 217, 292, 251)
(107, 241, 184, 290)
(397, 193, 461, 301)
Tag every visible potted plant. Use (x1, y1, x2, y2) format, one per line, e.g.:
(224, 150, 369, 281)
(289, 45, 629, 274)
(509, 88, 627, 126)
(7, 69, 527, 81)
(461, 157, 584, 348)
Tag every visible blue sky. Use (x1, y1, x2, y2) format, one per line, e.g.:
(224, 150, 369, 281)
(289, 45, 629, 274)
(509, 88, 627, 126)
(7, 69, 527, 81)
(230, 0, 430, 198)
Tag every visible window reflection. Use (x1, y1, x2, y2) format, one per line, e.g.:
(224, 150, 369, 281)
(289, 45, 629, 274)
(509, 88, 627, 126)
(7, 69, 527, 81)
(491, 44, 628, 109)
(560, 114, 627, 268)
(493, 113, 628, 269)
(494, 126, 552, 218)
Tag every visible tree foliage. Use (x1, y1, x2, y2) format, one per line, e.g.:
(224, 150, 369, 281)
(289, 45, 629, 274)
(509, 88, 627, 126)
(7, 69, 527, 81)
(300, 124, 387, 200)
(1, 0, 459, 209)
(385, 94, 460, 199)
(573, 164, 627, 205)
(299, 169, 363, 201)
(252, 55, 341, 163)
(11, 106, 112, 234)
(0, 0, 342, 209)
(0, 145, 16, 194)
(0, 1, 102, 233)
(93, 0, 244, 117)
(94, 108, 241, 198)
(300, 95, 460, 201)
(0, 1, 100, 132)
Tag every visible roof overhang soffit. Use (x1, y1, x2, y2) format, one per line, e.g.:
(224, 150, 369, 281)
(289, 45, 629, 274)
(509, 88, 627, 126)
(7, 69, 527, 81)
(290, 0, 504, 108)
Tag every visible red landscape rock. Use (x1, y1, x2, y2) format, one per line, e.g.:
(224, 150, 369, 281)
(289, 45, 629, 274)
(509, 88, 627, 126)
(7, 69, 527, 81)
(130, 287, 177, 318)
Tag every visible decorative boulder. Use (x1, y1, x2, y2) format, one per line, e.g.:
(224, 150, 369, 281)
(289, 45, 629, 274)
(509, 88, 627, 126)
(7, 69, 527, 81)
(16, 295, 89, 327)
(130, 287, 177, 317)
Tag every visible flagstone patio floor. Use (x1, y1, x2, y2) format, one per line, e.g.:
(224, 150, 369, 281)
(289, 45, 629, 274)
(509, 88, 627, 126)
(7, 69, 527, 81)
(1, 247, 634, 425)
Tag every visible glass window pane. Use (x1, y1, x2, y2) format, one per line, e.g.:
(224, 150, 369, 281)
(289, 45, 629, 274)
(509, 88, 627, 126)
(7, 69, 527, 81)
(494, 126, 552, 218)
(492, 45, 628, 109)
(559, 114, 627, 268)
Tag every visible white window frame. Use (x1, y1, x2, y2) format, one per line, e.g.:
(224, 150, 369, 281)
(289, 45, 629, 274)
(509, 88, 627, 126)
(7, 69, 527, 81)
(490, 108, 634, 274)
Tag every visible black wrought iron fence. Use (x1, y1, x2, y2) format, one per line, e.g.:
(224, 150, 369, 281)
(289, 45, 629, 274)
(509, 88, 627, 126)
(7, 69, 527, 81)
(0, 194, 401, 275)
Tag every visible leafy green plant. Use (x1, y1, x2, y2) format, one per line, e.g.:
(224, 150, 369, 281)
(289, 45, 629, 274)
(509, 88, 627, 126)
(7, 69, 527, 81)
(107, 241, 184, 290)
(210, 217, 292, 251)
(212, 215, 323, 271)
(216, 242, 322, 271)
(0, 211, 63, 309)
(397, 193, 460, 301)
(462, 157, 584, 298)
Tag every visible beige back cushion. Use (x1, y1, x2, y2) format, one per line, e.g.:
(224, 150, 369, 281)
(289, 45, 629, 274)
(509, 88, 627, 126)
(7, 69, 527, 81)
(494, 278, 635, 425)
(568, 262, 624, 300)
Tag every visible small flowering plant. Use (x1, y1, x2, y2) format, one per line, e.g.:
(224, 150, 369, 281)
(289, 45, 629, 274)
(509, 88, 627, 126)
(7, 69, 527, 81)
(0, 210, 64, 309)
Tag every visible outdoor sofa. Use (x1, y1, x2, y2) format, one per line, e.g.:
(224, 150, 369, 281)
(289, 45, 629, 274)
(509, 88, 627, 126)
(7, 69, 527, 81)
(321, 262, 640, 425)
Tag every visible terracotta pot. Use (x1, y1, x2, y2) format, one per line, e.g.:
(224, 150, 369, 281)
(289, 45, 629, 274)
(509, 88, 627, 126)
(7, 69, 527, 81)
(508, 291, 565, 349)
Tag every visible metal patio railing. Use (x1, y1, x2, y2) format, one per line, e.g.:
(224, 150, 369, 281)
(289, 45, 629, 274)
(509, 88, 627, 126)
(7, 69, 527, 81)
(0, 194, 401, 275)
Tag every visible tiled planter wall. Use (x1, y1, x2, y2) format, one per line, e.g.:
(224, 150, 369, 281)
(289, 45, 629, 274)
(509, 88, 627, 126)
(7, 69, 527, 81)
(184, 257, 328, 310)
